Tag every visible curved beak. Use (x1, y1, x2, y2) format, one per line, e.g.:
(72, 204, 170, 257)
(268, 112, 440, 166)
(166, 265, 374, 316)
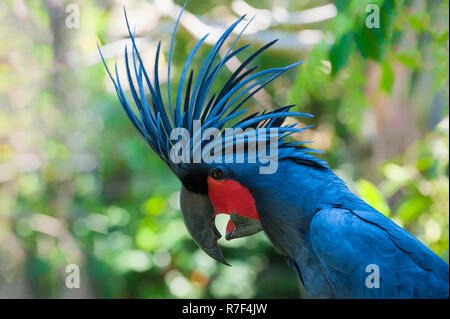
(226, 213, 263, 240)
(180, 185, 230, 266)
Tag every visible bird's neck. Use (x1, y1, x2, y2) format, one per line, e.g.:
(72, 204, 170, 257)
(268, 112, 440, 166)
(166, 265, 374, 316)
(254, 162, 364, 297)
(254, 159, 370, 256)
(282, 161, 371, 225)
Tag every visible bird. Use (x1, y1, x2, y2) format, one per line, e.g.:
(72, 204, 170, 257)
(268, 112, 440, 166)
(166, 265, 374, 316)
(99, 5, 449, 298)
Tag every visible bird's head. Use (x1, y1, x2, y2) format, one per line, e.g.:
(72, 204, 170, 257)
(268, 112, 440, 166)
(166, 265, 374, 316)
(175, 161, 263, 266)
(99, 4, 327, 265)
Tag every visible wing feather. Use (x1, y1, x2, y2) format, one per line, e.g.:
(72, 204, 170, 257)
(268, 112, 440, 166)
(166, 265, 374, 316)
(310, 208, 449, 298)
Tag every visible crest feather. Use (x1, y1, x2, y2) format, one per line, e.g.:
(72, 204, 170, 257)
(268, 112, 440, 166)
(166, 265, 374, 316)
(98, 5, 328, 169)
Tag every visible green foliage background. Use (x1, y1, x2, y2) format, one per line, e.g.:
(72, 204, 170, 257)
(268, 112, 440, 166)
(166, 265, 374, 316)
(0, 0, 448, 298)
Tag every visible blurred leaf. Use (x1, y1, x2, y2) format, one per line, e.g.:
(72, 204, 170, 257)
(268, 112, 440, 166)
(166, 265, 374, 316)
(406, 11, 430, 33)
(396, 196, 432, 224)
(330, 32, 355, 75)
(357, 179, 391, 216)
(142, 197, 165, 216)
(136, 226, 159, 251)
(355, 0, 396, 61)
(394, 49, 421, 69)
(380, 58, 394, 93)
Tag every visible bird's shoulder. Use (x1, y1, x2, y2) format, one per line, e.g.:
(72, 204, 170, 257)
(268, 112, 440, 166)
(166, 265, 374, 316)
(309, 207, 449, 298)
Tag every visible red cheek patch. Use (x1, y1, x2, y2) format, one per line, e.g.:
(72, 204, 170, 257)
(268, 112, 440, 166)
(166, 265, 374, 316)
(207, 177, 259, 221)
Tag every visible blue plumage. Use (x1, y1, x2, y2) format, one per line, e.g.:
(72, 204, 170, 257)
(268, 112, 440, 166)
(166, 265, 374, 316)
(310, 208, 449, 298)
(100, 6, 449, 298)
(230, 160, 449, 298)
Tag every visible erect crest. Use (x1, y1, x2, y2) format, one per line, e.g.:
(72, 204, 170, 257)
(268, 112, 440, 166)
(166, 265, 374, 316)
(98, 4, 328, 170)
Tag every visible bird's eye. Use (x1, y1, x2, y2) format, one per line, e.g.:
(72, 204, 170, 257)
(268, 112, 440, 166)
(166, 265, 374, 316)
(211, 168, 223, 180)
